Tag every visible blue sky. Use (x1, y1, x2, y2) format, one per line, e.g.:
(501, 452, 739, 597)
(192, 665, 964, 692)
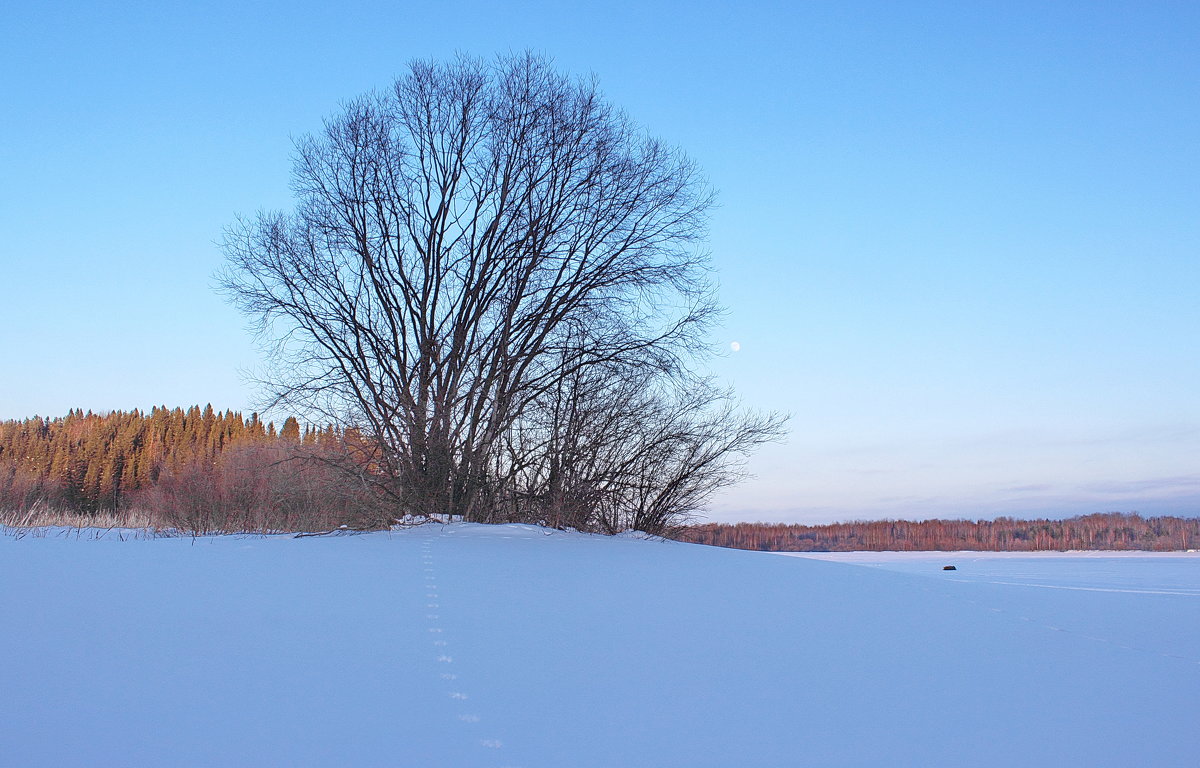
(2, 0, 1196, 523)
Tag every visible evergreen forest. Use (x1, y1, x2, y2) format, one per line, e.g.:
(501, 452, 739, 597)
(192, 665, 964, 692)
(0, 407, 381, 532)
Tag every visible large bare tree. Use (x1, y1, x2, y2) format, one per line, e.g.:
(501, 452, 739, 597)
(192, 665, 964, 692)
(222, 53, 784, 531)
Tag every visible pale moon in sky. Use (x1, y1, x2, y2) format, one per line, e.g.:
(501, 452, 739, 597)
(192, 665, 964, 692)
(730, 341, 741, 352)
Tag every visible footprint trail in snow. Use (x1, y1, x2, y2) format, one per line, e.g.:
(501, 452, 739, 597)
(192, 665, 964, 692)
(420, 534, 512, 764)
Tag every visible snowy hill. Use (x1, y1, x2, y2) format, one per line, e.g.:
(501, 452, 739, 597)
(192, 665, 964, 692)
(2, 524, 1197, 767)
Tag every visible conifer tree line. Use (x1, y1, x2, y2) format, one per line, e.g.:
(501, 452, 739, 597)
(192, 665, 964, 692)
(681, 514, 1200, 552)
(0, 407, 378, 531)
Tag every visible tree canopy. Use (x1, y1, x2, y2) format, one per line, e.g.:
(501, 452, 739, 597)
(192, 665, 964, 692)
(222, 53, 784, 533)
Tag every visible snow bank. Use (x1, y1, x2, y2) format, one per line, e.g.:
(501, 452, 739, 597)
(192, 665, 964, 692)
(2, 525, 1197, 766)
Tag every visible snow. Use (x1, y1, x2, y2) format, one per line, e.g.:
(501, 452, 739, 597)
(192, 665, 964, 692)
(2, 526, 1197, 767)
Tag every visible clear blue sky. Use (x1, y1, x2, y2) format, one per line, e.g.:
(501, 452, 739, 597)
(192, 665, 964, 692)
(2, 0, 1196, 524)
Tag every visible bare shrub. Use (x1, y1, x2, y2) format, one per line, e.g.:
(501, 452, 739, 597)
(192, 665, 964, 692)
(136, 443, 389, 535)
(0, 466, 62, 515)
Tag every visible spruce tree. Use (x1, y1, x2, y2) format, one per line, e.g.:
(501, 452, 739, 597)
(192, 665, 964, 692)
(280, 417, 300, 442)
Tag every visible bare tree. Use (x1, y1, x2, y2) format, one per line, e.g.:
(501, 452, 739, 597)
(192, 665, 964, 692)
(222, 52, 784, 530)
(494, 355, 784, 534)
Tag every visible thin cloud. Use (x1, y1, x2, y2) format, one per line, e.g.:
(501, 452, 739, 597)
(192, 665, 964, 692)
(1080, 476, 1200, 498)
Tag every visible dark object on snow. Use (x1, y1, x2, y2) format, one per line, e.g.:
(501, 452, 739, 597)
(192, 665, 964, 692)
(943, 565, 957, 571)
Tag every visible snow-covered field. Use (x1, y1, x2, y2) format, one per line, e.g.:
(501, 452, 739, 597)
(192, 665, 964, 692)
(2, 525, 1197, 767)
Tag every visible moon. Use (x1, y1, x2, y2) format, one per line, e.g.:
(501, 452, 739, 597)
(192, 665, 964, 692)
(730, 341, 741, 352)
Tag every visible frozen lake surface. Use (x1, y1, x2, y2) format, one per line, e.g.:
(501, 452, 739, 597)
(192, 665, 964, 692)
(785, 550, 1200, 681)
(787, 549, 1200, 593)
(2, 526, 1197, 767)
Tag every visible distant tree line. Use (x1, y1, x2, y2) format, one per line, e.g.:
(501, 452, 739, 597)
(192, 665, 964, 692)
(679, 514, 1200, 552)
(0, 407, 383, 532)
